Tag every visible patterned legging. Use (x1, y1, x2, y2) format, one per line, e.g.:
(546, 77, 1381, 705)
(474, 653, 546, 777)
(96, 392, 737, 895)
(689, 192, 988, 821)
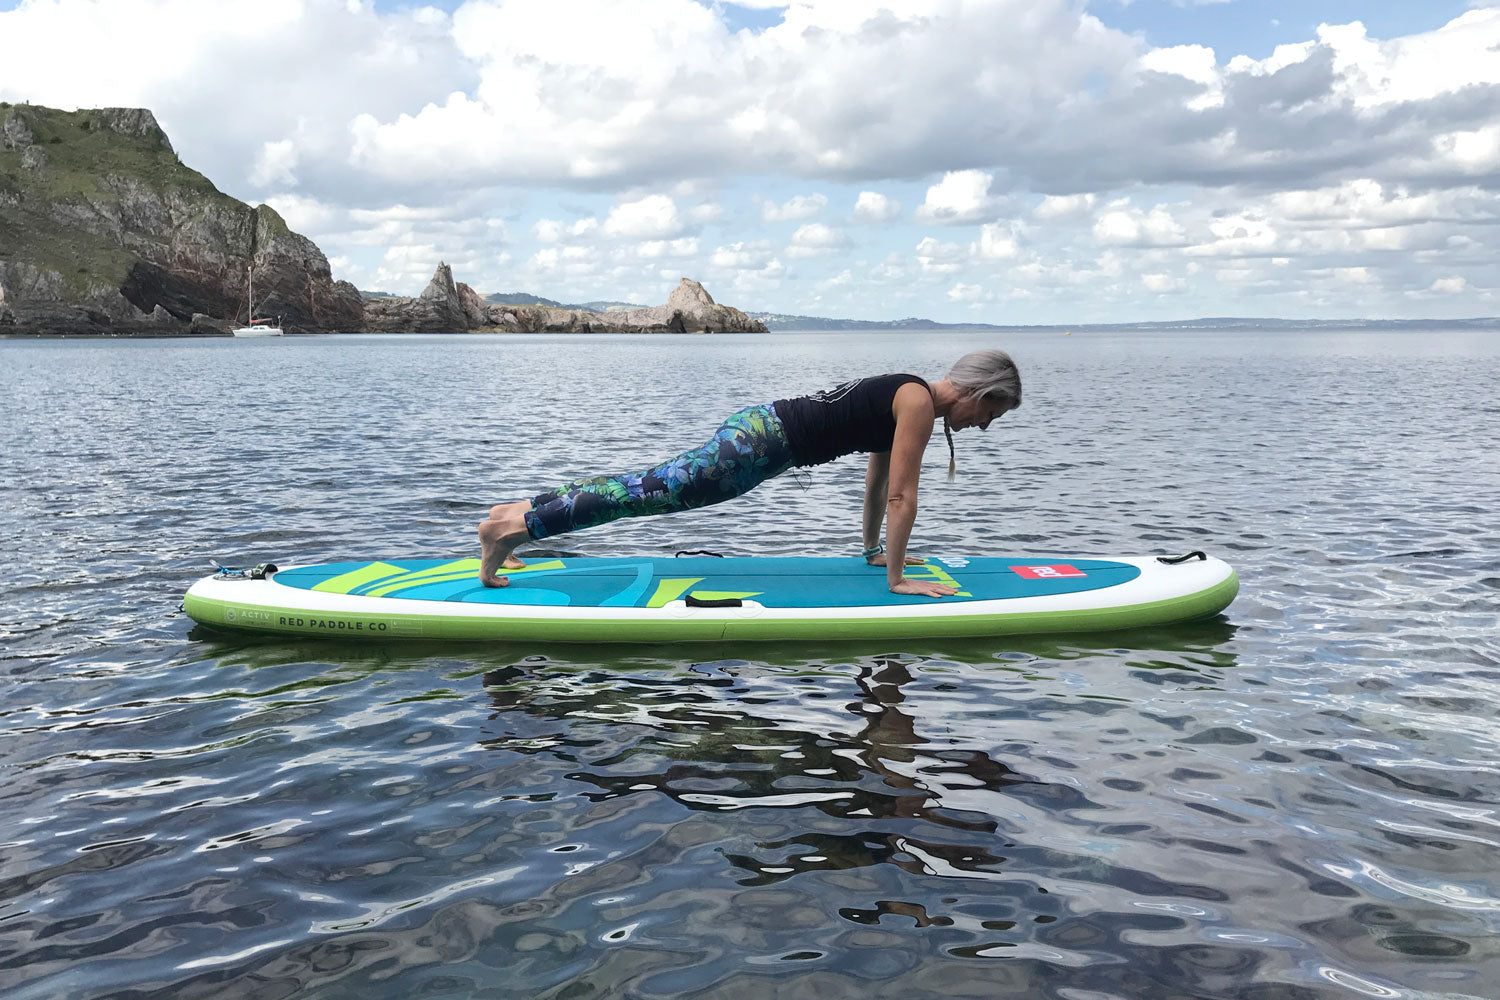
(524, 404, 798, 540)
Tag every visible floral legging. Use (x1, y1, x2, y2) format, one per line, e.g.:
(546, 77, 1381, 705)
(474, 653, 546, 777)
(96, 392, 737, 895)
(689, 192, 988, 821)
(524, 404, 799, 540)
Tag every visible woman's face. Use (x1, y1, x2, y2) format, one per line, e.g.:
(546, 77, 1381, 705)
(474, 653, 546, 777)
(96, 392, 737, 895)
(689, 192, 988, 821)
(951, 393, 1011, 431)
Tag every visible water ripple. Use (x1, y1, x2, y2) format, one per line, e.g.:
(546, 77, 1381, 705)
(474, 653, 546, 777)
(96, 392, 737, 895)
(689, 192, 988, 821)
(1, 331, 1498, 998)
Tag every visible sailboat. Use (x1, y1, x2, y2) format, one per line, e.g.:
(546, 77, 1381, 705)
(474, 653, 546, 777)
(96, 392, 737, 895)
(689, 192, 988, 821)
(231, 267, 283, 337)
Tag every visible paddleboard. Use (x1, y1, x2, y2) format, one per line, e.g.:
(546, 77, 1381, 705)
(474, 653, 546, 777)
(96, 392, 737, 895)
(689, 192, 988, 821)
(184, 553, 1238, 642)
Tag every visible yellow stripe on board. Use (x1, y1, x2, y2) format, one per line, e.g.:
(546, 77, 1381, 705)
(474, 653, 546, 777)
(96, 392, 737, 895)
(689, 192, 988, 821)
(500, 560, 567, 575)
(646, 578, 703, 608)
(366, 559, 570, 598)
(311, 562, 407, 594)
(905, 563, 971, 597)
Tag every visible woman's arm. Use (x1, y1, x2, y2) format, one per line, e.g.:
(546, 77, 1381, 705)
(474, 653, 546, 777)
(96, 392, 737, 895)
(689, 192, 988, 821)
(884, 383, 956, 598)
(864, 451, 925, 569)
(863, 452, 889, 554)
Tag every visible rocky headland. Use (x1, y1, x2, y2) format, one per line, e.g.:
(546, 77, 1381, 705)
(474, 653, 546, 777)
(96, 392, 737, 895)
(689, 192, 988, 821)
(0, 103, 362, 335)
(364, 264, 765, 334)
(0, 102, 763, 336)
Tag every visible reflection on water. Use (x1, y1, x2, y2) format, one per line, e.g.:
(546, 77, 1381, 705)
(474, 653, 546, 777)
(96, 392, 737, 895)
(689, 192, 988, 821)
(1, 330, 1498, 998)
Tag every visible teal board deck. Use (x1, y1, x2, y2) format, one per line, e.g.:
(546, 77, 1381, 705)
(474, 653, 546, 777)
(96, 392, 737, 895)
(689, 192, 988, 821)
(273, 556, 1141, 609)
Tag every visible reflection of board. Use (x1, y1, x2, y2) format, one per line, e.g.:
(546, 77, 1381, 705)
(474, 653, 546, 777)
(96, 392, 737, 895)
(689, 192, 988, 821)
(184, 554, 1238, 642)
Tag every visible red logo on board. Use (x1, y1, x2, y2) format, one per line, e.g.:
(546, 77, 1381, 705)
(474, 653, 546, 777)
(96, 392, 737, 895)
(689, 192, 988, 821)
(1012, 564, 1086, 579)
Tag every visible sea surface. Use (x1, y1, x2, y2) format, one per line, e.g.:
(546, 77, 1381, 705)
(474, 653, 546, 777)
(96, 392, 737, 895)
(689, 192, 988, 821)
(1, 329, 1497, 1000)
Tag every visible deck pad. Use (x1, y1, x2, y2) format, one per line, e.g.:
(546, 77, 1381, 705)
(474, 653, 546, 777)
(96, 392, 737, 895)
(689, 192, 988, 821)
(273, 556, 1140, 609)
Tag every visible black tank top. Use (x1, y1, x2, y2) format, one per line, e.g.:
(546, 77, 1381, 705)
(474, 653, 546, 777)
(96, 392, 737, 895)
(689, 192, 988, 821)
(773, 373, 931, 467)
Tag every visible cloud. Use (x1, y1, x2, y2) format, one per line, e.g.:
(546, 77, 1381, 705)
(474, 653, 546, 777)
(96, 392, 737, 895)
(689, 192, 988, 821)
(602, 195, 682, 239)
(852, 191, 901, 223)
(974, 223, 1021, 259)
(917, 170, 1000, 225)
(637, 237, 699, 259)
(787, 223, 848, 257)
(1430, 276, 1467, 293)
(762, 194, 828, 221)
(249, 139, 299, 187)
(689, 202, 725, 224)
(1093, 202, 1189, 247)
(711, 241, 777, 270)
(1034, 193, 1097, 219)
(534, 217, 600, 242)
(1141, 273, 1184, 293)
(915, 236, 968, 274)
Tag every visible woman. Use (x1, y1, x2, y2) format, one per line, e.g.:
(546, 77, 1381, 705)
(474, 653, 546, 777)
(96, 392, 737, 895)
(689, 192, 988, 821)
(480, 348, 1021, 597)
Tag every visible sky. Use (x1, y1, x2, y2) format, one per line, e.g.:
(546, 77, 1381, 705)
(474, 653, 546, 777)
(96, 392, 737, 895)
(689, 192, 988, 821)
(1, 0, 1497, 323)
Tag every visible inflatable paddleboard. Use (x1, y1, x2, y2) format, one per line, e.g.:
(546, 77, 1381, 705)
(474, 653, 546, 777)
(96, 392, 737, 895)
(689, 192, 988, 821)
(184, 553, 1237, 642)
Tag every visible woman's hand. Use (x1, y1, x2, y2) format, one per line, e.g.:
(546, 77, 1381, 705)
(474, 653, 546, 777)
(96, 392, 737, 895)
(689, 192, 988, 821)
(866, 552, 924, 568)
(889, 577, 957, 598)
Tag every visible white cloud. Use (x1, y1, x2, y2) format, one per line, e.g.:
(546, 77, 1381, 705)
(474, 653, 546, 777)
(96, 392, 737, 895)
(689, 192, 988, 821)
(689, 202, 725, 224)
(1141, 273, 1183, 292)
(637, 237, 699, 259)
(1093, 202, 1189, 247)
(249, 139, 299, 187)
(262, 193, 339, 235)
(975, 223, 1020, 259)
(917, 170, 999, 225)
(1433, 124, 1500, 175)
(787, 223, 848, 257)
(1430, 276, 1467, 293)
(915, 236, 967, 274)
(762, 193, 827, 221)
(1140, 43, 1223, 110)
(1186, 213, 1278, 257)
(711, 241, 776, 270)
(534, 217, 600, 243)
(602, 195, 682, 239)
(852, 191, 900, 223)
(948, 282, 986, 302)
(1035, 193, 1096, 219)
(375, 243, 442, 290)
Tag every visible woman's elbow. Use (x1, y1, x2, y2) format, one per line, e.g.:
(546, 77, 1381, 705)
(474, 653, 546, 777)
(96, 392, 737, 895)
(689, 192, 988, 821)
(886, 491, 917, 514)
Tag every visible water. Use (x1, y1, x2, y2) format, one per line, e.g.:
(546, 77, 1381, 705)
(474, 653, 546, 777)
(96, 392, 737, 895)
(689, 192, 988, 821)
(1, 330, 1497, 999)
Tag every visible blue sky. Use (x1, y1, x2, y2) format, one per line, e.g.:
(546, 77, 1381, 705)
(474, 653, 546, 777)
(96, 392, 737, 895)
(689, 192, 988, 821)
(2, 0, 1498, 322)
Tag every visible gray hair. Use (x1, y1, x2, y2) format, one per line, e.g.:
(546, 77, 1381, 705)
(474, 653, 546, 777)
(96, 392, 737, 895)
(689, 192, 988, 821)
(946, 348, 1022, 411)
(942, 348, 1021, 479)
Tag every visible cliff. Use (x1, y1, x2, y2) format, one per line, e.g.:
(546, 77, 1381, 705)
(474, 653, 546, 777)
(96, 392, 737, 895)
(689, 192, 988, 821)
(365, 267, 767, 334)
(0, 102, 362, 334)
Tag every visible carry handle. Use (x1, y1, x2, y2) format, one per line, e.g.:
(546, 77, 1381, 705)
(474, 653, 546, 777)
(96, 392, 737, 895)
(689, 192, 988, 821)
(685, 594, 742, 608)
(1157, 551, 1207, 565)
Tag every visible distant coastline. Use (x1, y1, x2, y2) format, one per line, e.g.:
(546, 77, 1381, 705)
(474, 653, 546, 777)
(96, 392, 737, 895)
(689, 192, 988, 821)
(352, 290, 1500, 335)
(746, 313, 1500, 333)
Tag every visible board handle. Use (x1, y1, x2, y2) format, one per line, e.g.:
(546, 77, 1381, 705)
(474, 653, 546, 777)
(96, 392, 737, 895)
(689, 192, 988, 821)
(685, 594, 743, 608)
(1157, 551, 1207, 565)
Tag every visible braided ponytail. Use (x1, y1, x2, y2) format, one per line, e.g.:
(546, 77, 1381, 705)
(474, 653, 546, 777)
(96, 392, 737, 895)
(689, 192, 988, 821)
(942, 349, 1022, 478)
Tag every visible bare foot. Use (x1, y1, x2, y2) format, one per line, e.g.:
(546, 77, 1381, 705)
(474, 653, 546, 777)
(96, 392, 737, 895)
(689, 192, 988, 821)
(486, 503, 527, 569)
(479, 502, 531, 586)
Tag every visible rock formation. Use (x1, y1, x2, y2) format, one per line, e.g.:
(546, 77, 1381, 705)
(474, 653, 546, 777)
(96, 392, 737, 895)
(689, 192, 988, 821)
(364, 271, 766, 334)
(0, 102, 363, 335)
(363, 262, 471, 332)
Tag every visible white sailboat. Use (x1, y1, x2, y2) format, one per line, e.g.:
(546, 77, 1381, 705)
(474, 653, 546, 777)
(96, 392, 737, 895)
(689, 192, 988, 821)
(231, 267, 283, 337)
